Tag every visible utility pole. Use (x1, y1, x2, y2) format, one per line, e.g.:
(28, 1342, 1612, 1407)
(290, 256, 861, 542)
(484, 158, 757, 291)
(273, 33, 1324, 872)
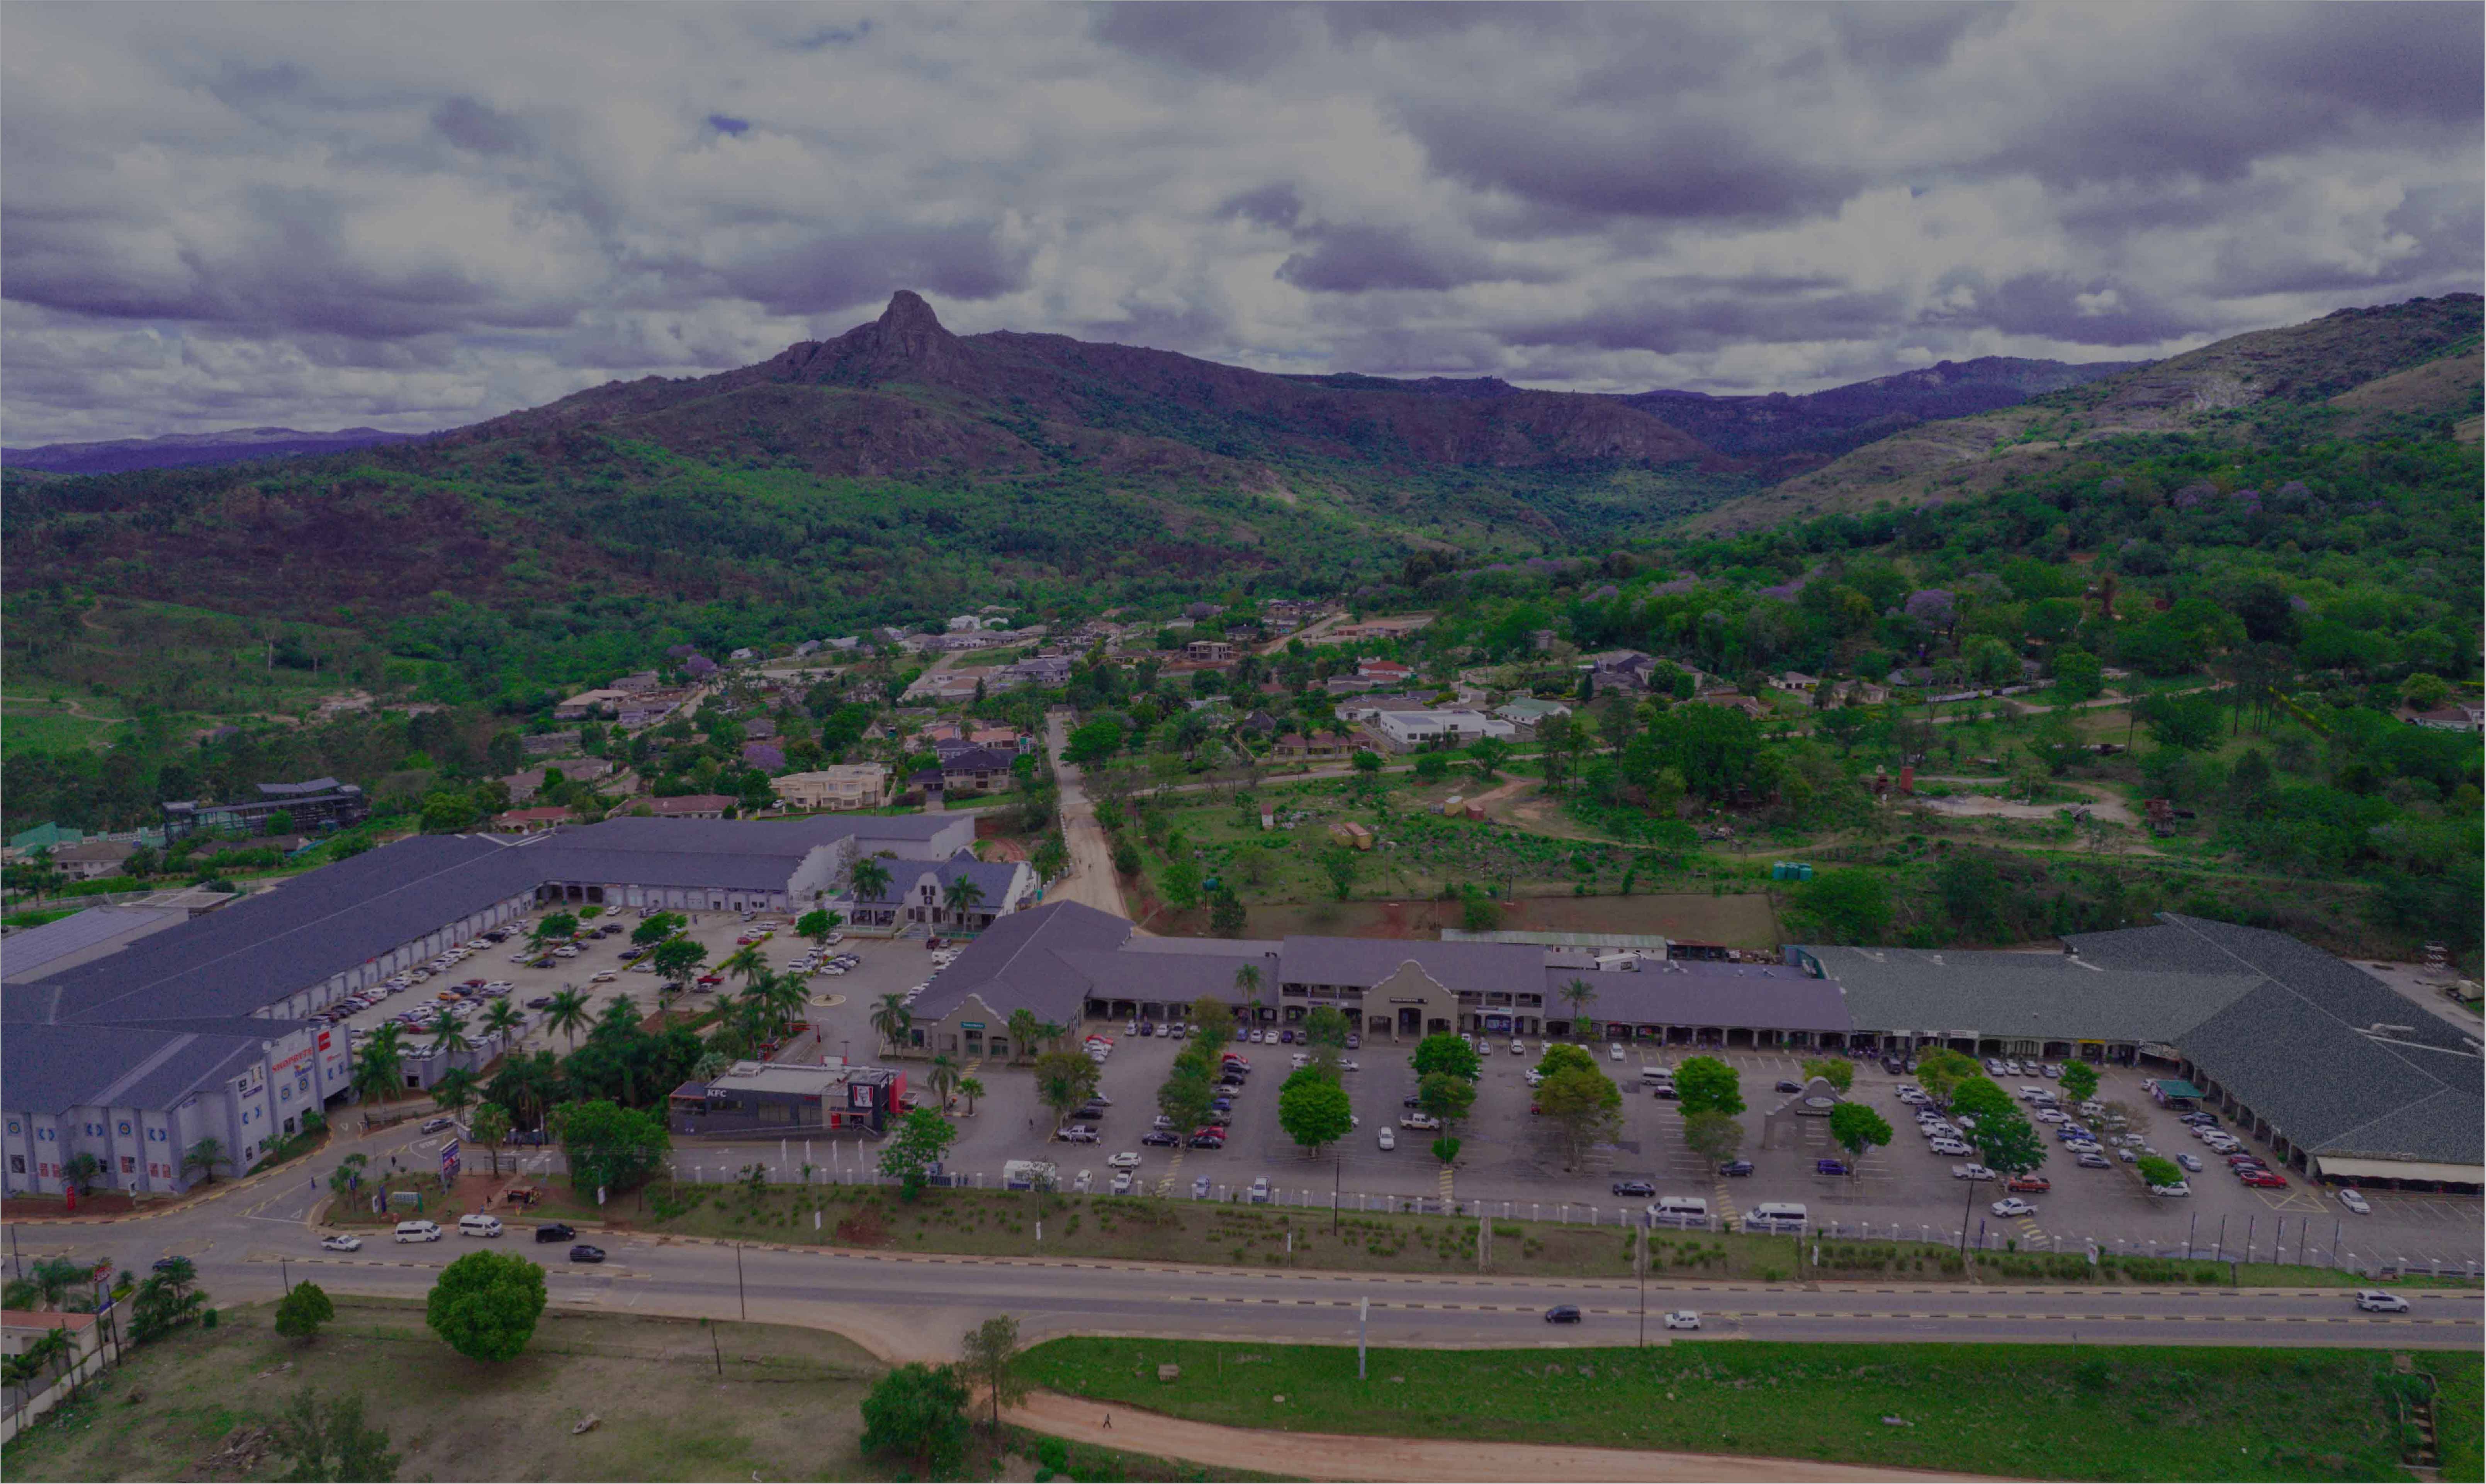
(1358, 1297, 1367, 1380)
(1636, 1217, 1647, 1348)
(734, 1241, 747, 1321)
(1958, 1174, 1977, 1257)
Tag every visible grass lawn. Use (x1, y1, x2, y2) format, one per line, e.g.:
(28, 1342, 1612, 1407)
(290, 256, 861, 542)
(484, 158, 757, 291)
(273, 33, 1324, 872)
(1020, 1336, 2436, 1481)
(2435, 1351, 2483, 1479)
(0, 1297, 1271, 1483)
(603, 1182, 2435, 1293)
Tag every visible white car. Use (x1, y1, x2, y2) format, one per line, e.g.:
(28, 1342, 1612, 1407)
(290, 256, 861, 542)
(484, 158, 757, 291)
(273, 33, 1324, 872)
(1401, 1113, 1443, 1131)
(2149, 1180, 2191, 1197)
(1337, 1059, 1359, 1072)
(1106, 1151, 1141, 1170)
(1929, 1139, 1974, 1157)
(1608, 1045, 1624, 1062)
(1508, 1040, 1525, 1056)
(2355, 1289, 2409, 1313)
(1377, 1127, 1396, 1151)
(1109, 1171, 1135, 1195)
(2337, 1189, 2372, 1215)
(589, 970, 618, 983)
(1662, 1311, 1701, 1331)
(1290, 1053, 1311, 1068)
(2176, 1153, 2203, 1172)
(1951, 1164, 1997, 1181)
(320, 1233, 363, 1252)
(1990, 1198, 2036, 1218)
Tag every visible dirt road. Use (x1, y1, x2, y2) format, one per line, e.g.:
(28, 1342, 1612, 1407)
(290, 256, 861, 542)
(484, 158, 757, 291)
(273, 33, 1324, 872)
(1043, 709, 1130, 920)
(1008, 1392, 1985, 1482)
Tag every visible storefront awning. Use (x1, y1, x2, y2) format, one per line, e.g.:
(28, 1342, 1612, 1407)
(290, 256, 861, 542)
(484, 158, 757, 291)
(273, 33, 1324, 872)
(2314, 1156, 2486, 1185)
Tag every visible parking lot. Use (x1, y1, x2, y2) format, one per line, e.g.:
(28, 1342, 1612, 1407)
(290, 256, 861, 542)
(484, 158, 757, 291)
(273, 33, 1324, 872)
(442, 914, 2482, 1274)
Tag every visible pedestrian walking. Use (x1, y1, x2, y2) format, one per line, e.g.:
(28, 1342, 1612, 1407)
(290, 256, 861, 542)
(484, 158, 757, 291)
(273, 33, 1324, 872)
(1102, 1413, 1112, 1431)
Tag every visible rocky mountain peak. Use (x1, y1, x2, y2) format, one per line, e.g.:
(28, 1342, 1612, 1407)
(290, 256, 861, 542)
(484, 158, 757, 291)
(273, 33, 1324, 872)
(873, 289, 951, 356)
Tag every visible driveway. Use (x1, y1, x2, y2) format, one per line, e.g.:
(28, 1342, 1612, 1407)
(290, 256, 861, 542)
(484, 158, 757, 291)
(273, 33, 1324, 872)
(1042, 709, 1129, 919)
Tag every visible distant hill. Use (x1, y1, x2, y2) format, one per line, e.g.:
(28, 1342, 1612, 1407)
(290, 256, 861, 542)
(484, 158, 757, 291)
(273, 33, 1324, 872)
(1690, 293, 2484, 531)
(1618, 356, 2142, 463)
(1, 426, 422, 476)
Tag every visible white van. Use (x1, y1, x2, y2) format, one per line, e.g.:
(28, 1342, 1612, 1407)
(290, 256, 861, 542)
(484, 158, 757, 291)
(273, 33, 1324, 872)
(394, 1219, 443, 1243)
(1743, 1201, 1808, 1233)
(1648, 1196, 1711, 1229)
(457, 1213, 504, 1238)
(1638, 1065, 1675, 1086)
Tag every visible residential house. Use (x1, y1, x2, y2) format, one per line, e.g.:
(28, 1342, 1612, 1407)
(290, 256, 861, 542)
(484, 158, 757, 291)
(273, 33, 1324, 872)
(49, 840, 137, 881)
(1584, 650, 1657, 695)
(1274, 731, 1353, 760)
(521, 731, 582, 757)
(2410, 704, 2483, 733)
(1372, 710, 1516, 751)
(728, 647, 757, 662)
(1493, 697, 1572, 729)
(792, 639, 823, 658)
(553, 689, 628, 721)
(771, 764, 892, 812)
(969, 725, 1032, 753)
(613, 671, 661, 692)
(1002, 655, 1073, 689)
(1687, 694, 1771, 721)
(1236, 710, 1280, 741)
(1356, 658, 1414, 685)
(1771, 671, 1820, 695)
(936, 746, 1020, 796)
(1334, 692, 1443, 723)
(644, 794, 735, 819)
(616, 699, 676, 729)
(742, 717, 778, 740)
(492, 806, 574, 834)
(1184, 639, 1234, 663)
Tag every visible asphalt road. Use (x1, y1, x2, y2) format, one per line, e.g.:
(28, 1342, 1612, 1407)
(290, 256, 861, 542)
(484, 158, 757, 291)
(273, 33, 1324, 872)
(13, 1117, 2478, 1364)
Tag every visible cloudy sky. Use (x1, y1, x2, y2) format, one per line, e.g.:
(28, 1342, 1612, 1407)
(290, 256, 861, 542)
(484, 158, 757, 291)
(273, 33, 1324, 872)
(5, 2, 2479, 443)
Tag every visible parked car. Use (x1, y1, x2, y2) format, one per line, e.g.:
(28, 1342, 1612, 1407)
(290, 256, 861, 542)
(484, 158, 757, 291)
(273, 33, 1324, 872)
(1775, 1080, 1803, 1094)
(2239, 1170, 2288, 1190)
(393, 1220, 443, 1243)
(1951, 1163, 1997, 1181)
(1187, 1132, 1226, 1149)
(2175, 1153, 2203, 1172)
(1401, 1113, 1443, 1131)
(1191, 1175, 1212, 1198)
(1142, 1130, 1181, 1147)
(421, 1116, 456, 1134)
(1990, 1197, 2036, 1218)
(1611, 1179, 1656, 1198)
(2076, 1151, 2112, 1169)
(1106, 1151, 1142, 1170)
(1110, 1172, 1135, 1195)
(1544, 1305, 1583, 1324)
(2337, 1189, 2372, 1215)
(320, 1234, 363, 1252)
(1056, 1125, 1100, 1144)
(569, 1244, 606, 1264)
(1377, 1127, 1396, 1152)
(1717, 1160, 1754, 1177)
(2355, 1289, 2409, 1313)
(1815, 1159, 1850, 1176)
(1247, 1177, 1271, 1204)
(2150, 1180, 2191, 1197)
(535, 1222, 576, 1243)
(2006, 1175, 2051, 1193)
(1929, 1139, 1973, 1157)
(1608, 1045, 1624, 1061)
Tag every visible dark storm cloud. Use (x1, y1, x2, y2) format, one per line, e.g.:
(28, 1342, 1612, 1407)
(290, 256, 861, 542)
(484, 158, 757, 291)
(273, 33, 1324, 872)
(0, 2, 2477, 442)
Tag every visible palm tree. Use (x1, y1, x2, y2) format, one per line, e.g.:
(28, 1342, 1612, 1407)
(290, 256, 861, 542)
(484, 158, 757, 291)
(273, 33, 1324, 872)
(927, 1055, 959, 1112)
(467, 1103, 512, 1176)
(720, 943, 767, 989)
(477, 998, 525, 1053)
(956, 1076, 985, 1116)
(1233, 963, 1265, 1032)
(180, 1138, 230, 1186)
(1559, 977, 1598, 1038)
(942, 873, 987, 928)
(328, 1152, 368, 1201)
(1035, 1020, 1068, 1055)
(1005, 1007, 1042, 1066)
(353, 1023, 406, 1106)
(848, 855, 893, 909)
(20, 1326, 72, 1401)
(762, 972, 809, 1035)
(870, 991, 912, 1055)
(61, 1151, 103, 1197)
(25, 1256, 88, 1310)
(430, 1066, 480, 1121)
(544, 989, 591, 1052)
(428, 1006, 471, 1056)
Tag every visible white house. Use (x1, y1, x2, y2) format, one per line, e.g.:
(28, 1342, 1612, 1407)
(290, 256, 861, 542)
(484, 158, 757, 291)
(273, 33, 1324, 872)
(1372, 710, 1516, 751)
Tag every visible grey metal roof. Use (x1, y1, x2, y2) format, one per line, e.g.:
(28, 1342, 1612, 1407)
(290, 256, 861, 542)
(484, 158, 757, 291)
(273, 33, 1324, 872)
(1795, 945, 2261, 1042)
(529, 846, 804, 892)
(0, 1021, 269, 1117)
(907, 902, 1131, 1026)
(1063, 946, 1279, 1006)
(851, 853, 1021, 906)
(2070, 916, 2476, 1055)
(1123, 936, 1285, 957)
(557, 815, 951, 858)
(1277, 936, 1551, 992)
(1, 907, 186, 984)
(1550, 962, 1852, 1034)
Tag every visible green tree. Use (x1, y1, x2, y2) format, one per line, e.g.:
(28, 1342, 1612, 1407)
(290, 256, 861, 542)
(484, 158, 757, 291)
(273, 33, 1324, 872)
(1030, 833, 1070, 882)
(719, 943, 767, 989)
(1157, 856, 1203, 911)
(1679, 1106, 1741, 1165)
(1785, 871, 1892, 945)
(61, 1151, 102, 1197)
(1673, 1056, 1743, 1118)
(942, 873, 988, 925)
(957, 1315, 1029, 1436)
(648, 937, 706, 986)
(530, 912, 579, 948)
(1914, 1048, 1979, 1106)
(926, 1054, 960, 1111)
(1032, 1050, 1101, 1133)
(543, 989, 593, 1052)
(1277, 1070, 1353, 1155)
(1005, 1007, 1043, 1066)
(1828, 1102, 1893, 1171)
(1158, 1062, 1216, 1136)
(1411, 1032, 1481, 1081)
(1970, 1106, 2047, 1185)
(2136, 1155, 2185, 1190)
(1535, 1064, 1623, 1169)
(467, 1103, 512, 1178)
(2051, 648, 2104, 705)
(1935, 852, 2012, 939)
(1208, 886, 1249, 938)
(274, 1280, 336, 1344)
(1417, 1070, 1476, 1126)
(1465, 734, 1513, 779)
(878, 1107, 959, 1199)
(1799, 1057, 1855, 1094)
(353, 1025, 406, 1106)
(2059, 1061, 2100, 1102)
(269, 1387, 400, 1482)
(181, 1137, 232, 1185)
(476, 997, 525, 1051)
(129, 1273, 206, 1343)
(1301, 1005, 1351, 1051)
(870, 991, 913, 1054)
(631, 911, 685, 947)
(1429, 1135, 1462, 1166)
(424, 1250, 547, 1363)
(1557, 977, 1598, 1035)
(1535, 1043, 1596, 1079)
(1189, 996, 1235, 1051)
(558, 1099, 669, 1196)
(847, 855, 894, 904)
(955, 1076, 985, 1117)
(859, 1362, 970, 1476)
(1947, 1075, 2016, 1124)
(795, 908, 841, 946)
(1316, 842, 1361, 901)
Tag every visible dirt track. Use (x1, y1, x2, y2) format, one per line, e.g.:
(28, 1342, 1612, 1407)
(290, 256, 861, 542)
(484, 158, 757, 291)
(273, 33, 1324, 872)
(1009, 1391, 1987, 1482)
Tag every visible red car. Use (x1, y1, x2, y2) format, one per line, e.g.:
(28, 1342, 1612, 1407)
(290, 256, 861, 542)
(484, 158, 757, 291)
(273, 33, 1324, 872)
(2007, 1176, 2052, 1194)
(2238, 1169, 2287, 1187)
